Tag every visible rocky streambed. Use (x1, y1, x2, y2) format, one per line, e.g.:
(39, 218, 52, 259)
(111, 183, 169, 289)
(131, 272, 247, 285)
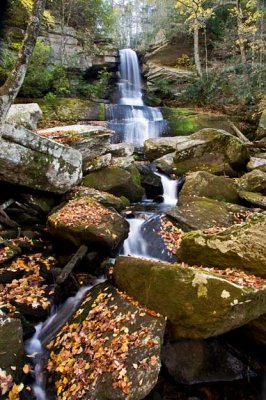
(0, 112, 266, 400)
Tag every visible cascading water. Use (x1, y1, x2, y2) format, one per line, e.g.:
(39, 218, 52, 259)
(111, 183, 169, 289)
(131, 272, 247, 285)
(107, 48, 166, 148)
(25, 278, 105, 400)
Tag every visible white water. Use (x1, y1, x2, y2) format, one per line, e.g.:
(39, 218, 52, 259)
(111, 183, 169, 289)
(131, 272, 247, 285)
(25, 278, 106, 400)
(155, 172, 178, 206)
(122, 217, 148, 257)
(107, 48, 166, 148)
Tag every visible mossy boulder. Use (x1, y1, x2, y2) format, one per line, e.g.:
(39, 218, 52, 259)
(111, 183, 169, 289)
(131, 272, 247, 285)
(83, 153, 112, 173)
(109, 143, 134, 157)
(47, 197, 129, 251)
(178, 212, 266, 277)
(236, 170, 266, 193)
(64, 186, 129, 212)
(113, 256, 266, 339)
(172, 129, 249, 177)
(37, 98, 106, 126)
(247, 153, 266, 173)
(166, 196, 248, 231)
(82, 167, 144, 203)
(46, 282, 165, 400)
(154, 152, 176, 174)
(238, 191, 266, 209)
(180, 171, 239, 203)
(161, 107, 236, 137)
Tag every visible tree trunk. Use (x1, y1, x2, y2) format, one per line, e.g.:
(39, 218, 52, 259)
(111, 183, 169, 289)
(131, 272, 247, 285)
(236, 0, 247, 64)
(0, 0, 46, 130)
(194, 24, 202, 77)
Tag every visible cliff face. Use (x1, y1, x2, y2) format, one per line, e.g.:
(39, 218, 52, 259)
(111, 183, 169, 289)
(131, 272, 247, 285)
(39, 25, 119, 73)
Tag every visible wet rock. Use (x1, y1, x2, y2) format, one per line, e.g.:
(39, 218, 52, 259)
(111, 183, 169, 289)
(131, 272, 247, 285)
(247, 153, 266, 172)
(0, 313, 25, 380)
(178, 212, 266, 277)
(21, 192, 56, 214)
(46, 282, 165, 400)
(166, 196, 249, 231)
(236, 170, 266, 193)
(64, 186, 129, 212)
(82, 166, 144, 203)
(137, 164, 163, 199)
(0, 124, 82, 194)
(144, 137, 187, 161)
(6, 103, 42, 130)
(162, 339, 248, 384)
(141, 215, 178, 262)
(172, 129, 249, 177)
(109, 142, 135, 157)
(113, 256, 266, 339)
(238, 191, 266, 209)
(180, 171, 239, 203)
(83, 153, 112, 173)
(47, 196, 129, 251)
(243, 314, 266, 346)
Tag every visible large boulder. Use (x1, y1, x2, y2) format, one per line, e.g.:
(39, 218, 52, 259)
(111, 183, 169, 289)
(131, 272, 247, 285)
(113, 256, 266, 339)
(162, 339, 248, 384)
(47, 197, 129, 251)
(238, 191, 266, 209)
(0, 124, 82, 194)
(178, 212, 266, 277)
(82, 167, 144, 203)
(172, 129, 249, 177)
(166, 196, 249, 231)
(46, 283, 165, 400)
(236, 170, 266, 193)
(6, 103, 42, 130)
(0, 313, 25, 380)
(180, 171, 239, 203)
(37, 125, 113, 171)
(109, 142, 134, 157)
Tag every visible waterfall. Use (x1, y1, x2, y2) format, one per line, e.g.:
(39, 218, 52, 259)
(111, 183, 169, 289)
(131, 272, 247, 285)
(155, 172, 178, 206)
(107, 48, 166, 148)
(122, 216, 148, 257)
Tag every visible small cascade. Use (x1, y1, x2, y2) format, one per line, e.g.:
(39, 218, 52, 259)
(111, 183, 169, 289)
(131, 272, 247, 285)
(25, 278, 105, 400)
(107, 48, 166, 148)
(122, 216, 148, 257)
(155, 172, 178, 206)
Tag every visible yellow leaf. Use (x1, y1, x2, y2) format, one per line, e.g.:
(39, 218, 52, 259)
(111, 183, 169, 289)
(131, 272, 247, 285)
(8, 383, 24, 400)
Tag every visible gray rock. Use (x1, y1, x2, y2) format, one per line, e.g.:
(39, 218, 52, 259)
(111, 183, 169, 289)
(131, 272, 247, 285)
(162, 339, 248, 384)
(154, 152, 176, 174)
(37, 124, 113, 165)
(247, 154, 266, 172)
(6, 103, 42, 130)
(178, 212, 266, 277)
(144, 137, 187, 161)
(111, 156, 135, 169)
(113, 256, 266, 339)
(180, 171, 239, 203)
(46, 282, 165, 400)
(83, 153, 112, 173)
(109, 142, 135, 157)
(0, 124, 82, 194)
